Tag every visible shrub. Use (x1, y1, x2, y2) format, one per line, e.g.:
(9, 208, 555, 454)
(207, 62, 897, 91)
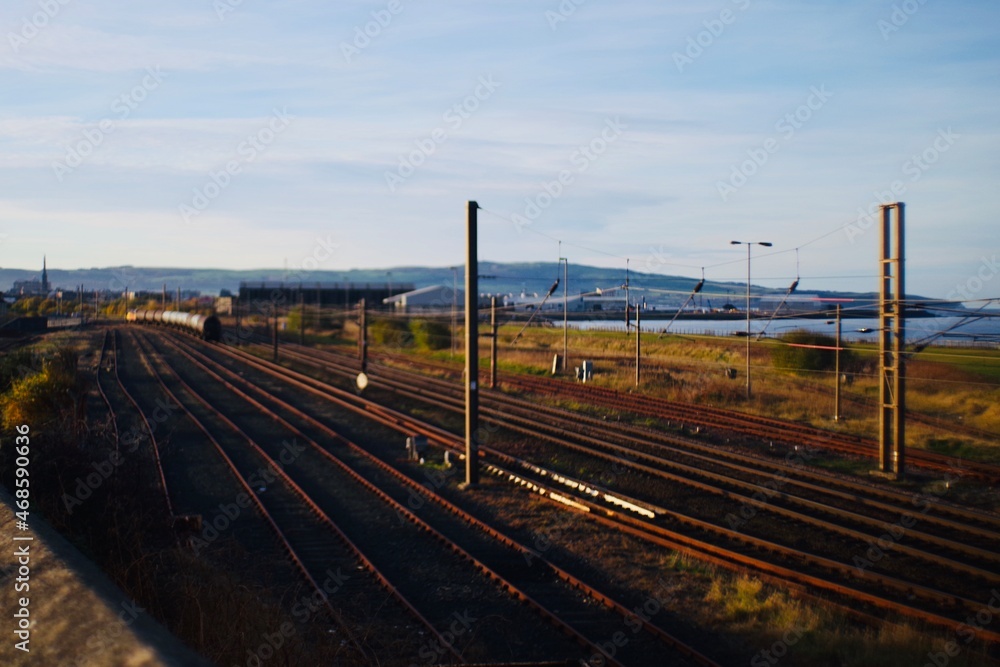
(1, 348, 79, 429)
(771, 330, 851, 373)
(409, 319, 450, 351)
(370, 317, 412, 347)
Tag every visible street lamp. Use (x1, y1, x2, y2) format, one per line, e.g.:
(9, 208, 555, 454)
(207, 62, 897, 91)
(730, 240, 772, 399)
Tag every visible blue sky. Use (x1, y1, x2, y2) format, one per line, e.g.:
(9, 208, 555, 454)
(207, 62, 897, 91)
(1, 0, 998, 300)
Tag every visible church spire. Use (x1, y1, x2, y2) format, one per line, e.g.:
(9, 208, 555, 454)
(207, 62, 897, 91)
(41, 256, 49, 293)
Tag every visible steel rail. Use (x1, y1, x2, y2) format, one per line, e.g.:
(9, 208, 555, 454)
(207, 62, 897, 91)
(110, 328, 176, 520)
(164, 330, 719, 667)
(128, 329, 387, 664)
(270, 342, 1000, 541)
(207, 337, 1000, 644)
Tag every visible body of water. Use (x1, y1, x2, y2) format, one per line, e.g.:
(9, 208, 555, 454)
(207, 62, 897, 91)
(566, 316, 1000, 345)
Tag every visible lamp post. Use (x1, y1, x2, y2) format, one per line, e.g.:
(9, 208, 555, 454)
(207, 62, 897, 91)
(730, 240, 772, 399)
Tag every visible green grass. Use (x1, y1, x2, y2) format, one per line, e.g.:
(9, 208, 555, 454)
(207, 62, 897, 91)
(920, 346, 1000, 382)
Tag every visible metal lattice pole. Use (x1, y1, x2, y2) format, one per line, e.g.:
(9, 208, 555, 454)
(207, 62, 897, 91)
(878, 202, 905, 479)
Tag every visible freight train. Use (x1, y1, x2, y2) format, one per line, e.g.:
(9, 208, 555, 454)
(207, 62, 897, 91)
(126, 309, 222, 342)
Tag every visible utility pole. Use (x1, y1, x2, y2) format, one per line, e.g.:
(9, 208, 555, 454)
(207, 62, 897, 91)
(635, 302, 641, 386)
(624, 259, 630, 332)
(358, 298, 367, 372)
(464, 201, 480, 487)
(834, 304, 842, 422)
(559, 251, 568, 372)
(299, 288, 305, 346)
(878, 202, 905, 479)
(730, 240, 772, 399)
(316, 283, 322, 335)
(451, 267, 458, 358)
(490, 296, 498, 389)
(272, 303, 279, 362)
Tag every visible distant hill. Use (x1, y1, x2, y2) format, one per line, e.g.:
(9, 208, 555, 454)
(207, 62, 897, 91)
(0, 262, 917, 307)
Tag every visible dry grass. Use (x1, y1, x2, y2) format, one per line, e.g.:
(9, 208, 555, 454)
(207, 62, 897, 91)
(460, 325, 1000, 466)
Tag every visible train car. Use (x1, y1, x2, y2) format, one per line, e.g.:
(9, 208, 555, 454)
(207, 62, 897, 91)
(125, 309, 222, 342)
(203, 315, 221, 342)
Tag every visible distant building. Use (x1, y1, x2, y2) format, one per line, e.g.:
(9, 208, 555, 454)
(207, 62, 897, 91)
(383, 285, 462, 312)
(239, 281, 413, 311)
(10, 257, 51, 297)
(215, 296, 234, 315)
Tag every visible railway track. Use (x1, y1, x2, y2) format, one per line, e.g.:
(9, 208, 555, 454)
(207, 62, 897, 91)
(505, 374, 1000, 484)
(371, 348, 1000, 485)
(240, 339, 1000, 650)
(126, 328, 455, 664)
(94, 329, 175, 518)
(131, 328, 718, 666)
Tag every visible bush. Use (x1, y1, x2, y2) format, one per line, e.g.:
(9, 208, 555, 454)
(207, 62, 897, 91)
(1, 348, 80, 429)
(0, 350, 39, 394)
(410, 319, 450, 351)
(370, 317, 412, 347)
(771, 330, 852, 373)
